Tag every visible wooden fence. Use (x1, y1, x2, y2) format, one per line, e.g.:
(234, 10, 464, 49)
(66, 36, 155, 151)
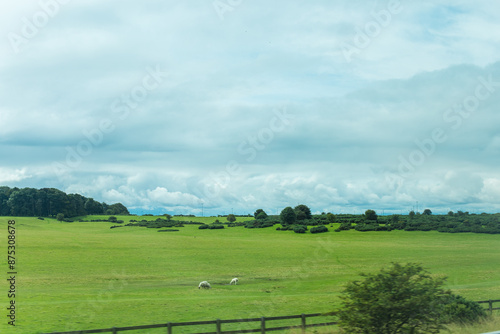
(477, 299, 500, 313)
(44, 313, 338, 334)
(43, 299, 500, 334)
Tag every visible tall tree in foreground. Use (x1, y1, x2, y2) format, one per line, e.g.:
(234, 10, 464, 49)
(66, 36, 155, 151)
(337, 262, 450, 334)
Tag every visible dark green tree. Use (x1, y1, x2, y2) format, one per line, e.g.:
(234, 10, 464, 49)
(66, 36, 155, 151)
(280, 207, 296, 225)
(105, 203, 129, 215)
(364, 209, 378, 221)
(337, 263, 450, 334)
(423, 209, 432, 215)
(390, 214, 400, 224)
(254, 209, 268, 220)
(226, 214, 236, 223)
(294, 204, 312, 220)
(326, 213, 336, 224)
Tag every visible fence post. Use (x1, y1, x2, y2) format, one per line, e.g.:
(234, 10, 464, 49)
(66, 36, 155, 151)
(261, 317, 266, 334)
(489, 300, 493, 313)
(167, 322, 172, 334)
(216, 319, 222, 334)
(112, 327, 117, 334)
(301, 314, 306, 334)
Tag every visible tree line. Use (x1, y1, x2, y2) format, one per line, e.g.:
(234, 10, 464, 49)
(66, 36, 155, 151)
(0, 186, 129, 218)
(243, 205, 500, 235)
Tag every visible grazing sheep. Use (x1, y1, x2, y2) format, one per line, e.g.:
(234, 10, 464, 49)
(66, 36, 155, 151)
(198, 281, 211, 289)
(230, 277, 238, 285)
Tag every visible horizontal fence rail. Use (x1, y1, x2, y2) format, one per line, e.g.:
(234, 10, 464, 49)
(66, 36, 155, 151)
(43, 299, 500, 334)
(43, 313, 337, 334)
(477, 299, 500, 313)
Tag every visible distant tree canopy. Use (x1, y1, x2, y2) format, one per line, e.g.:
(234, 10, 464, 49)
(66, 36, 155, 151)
(0, 186, 129, 218)
(254, 209, 268, 220)
(280, 206, 296, 225)
(294, 204, 312, 220)
(364, 209, 378, 221)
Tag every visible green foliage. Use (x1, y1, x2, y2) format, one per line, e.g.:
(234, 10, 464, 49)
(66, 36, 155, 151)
(293, 225, 307, 233)
(245, 220, 277, 229)
(280, 206, 296, 225)
(227, 214, 236, 223)
(326, 213, 336, 224)
(440, 294, 488, 325)
(108, 216, 118, 222)
(0, 186, 128, 218)
(254, 209, 268, 220)
(364, 209, 378, 221)
(423, 208, 432, 215)
(104, 202, 129, 215)
(338, 262, 450, 334)
(294, 204, 312, 220)
(56, 213, 64, 221)
(310, 225, 328, 234)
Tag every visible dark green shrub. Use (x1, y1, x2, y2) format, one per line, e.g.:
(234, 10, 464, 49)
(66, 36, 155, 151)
(440, 294, 488, 324)
(310, 225, 328, 234)
(198, 224, 209, 229)
(208, 224, 224, 229)
(245, 220, 276, 229)
(293, 225, 307, 233)
(108, 216, 117, 222)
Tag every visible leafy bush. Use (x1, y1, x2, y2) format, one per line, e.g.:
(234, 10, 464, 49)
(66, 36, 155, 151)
(198, 224, 209, 229)
(337, 263, 451, 334)
(440, 294, 488, 324)
(208, 224, 224, 229)
(310, 225, 328, 234)
(293, 225, 307, 233)
(245, 220, 277, 229)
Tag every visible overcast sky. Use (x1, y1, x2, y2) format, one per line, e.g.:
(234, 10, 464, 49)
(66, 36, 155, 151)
(1, 0, 500, 216)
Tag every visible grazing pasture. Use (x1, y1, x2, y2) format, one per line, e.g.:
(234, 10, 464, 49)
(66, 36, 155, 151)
(1, 215, 500, 334)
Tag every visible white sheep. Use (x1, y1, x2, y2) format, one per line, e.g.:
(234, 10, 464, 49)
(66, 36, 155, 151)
(230, 277, 238, 285)
(198, 281, 211, 289)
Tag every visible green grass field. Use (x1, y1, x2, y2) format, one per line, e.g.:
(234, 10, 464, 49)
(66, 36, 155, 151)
(1, 215, 500, 334)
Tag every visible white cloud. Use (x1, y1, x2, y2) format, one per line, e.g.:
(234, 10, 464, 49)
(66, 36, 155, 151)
(0, 168, 31, 183)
